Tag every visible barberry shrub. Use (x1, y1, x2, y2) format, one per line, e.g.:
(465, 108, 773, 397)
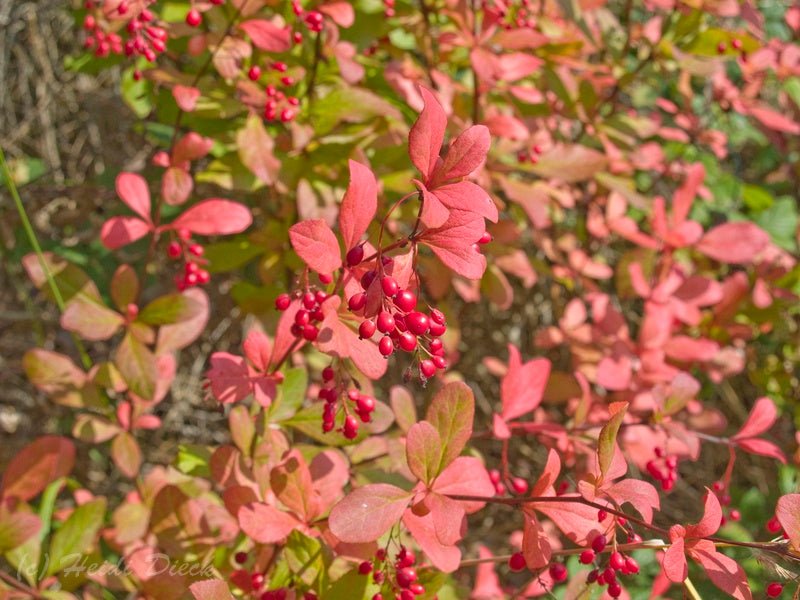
(2, 0, 800, 598)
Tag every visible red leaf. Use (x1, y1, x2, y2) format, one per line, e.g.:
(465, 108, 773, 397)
(735, 438, 786, 463)
(406, 421, 443, 485)
(156, 288, 210, 354)
(289, 219, 343, 274)
(685, 491, 722, 539)
(115, 172, 151, 220)
(162, 167, 193, 206)
(101, 216, 152, 249)
(776, 494, 800, 550)
(696, 222, 770, 264)
(239, 19, 291, 52)
(0, 436, 75, 501)
(606, 478, 660, 523)
(672, 163, 705, 226)
(206, 353, 251, 404)
(438, 125, 490, 181)
(418, 184, 451, 229)
(420, 210, 487, 279)
(171, 199, 252, 236)
(472, 546, 504, 599)
(319, 2, 354, 27)
(431, 181, 498, 223)
(748, 104, 800, 134)
(328, 484, 411, 543)
(61, 294, 125, 340)
(339, 160, 378, 250)
(663, 336, 719, 362)
(112, 431, 142, 478)
(403, 510, 462, 572)
(662, 535, 687, 582)
(237, 114, 281, 185)
(425, 492, 465, 545)
(500, 344, 551, 422)
(691, 543, 753, 600)
(173, 85, 200, 112)
(409, 87, 446, 181)
(432, 456, 495, 514)
(271, 450, 319, 522)
(243, 330, 273, 372)
(238, 502, 300, 543)
(173, 132, 213, 164)
(733, 397, 777, 440)
(522, 512, 552, 568)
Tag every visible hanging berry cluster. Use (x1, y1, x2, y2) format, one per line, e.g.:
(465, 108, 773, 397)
(167, 229, 210, 290)
(318, 366, 377, 439)
(358, 546, 427, 600)
(82, 0, 167, 63)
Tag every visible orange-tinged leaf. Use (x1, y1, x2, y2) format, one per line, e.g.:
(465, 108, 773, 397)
(406, 421, 443, 485)
(597, 402, 628, 481)
(426, 381, 474, 473)
(0, 436, 75, 501)
(328, 484, 411, 543)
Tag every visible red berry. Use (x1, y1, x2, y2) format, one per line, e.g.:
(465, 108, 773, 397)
(318, 272, 333, 284)
(489, 469, 501, 484)
(381, 276, 399, 297)
(508, 552, 526, 572)
(346, 245, 364, 266)
(234, 551, 248, 564)
(295, 309, 310, 326)
(731, 38, 742, 50)
(405, 311, 429, 335)
(729, 509, 741, 521)
(597, 509, 608, 522)
(767, 516, 782, 533)
(420, 359, 436, 378)
(322, 366, 334, 381)
(624, 556, 639, 575)
(607, 581, 622, 598)
(343, 415, 359, 439)
(429, 338, 443, 353)
(428, 321, 446, 337)
(248, 65, 261, 81)
(767, 582, 784, 597)
(397, 549, 416, 567)
(609, 551, 625, 571)
(377, 311, 395, 334)
(302, 292, 316, 310)
(511, 477, 528, 494)
(432, 355, 447, 369)
(549, 562, 567, 582)
(717, 41, 727, 53)
(359, 320, 376, 339)
(394, 290, 416, 312)
(398, 331, 417, 352)
(429, 308, 446, 324)
(188, 243, 204, 256)
(251, 573, 264, 589)
(167, 241, 182, 258)
(379, 336, 394, 356)
(186, 9, 202, 27)
(579, 549, 595, 564)
(396, 567, 417, 588)
(302, 324, 318, 341)
(273, 61, 288, 72)
(358, 561, 373, 574)
(356, 395, 375, 413)
(591, 534, 607, 553)
(360, 270, 377, 290)
(348, 292, 367, 311)
(478, 231, 492, 244)
(197, 270, 210, 285)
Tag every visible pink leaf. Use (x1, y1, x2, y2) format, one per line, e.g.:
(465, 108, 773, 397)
(237, 114, 281, 185)
(691, 544, 753, 600)
(289, 219, 343, 274)
(431, 181, 498, 223)
(672, 163, 705, 226)
(190, 580, 235, 600)
(162, 167, 193, 206)
(319, 2, 354, 27)
(472, 546, 505, 599)
(115, 172, 151, 221)
(606, 479, 660, 523)
(438, 125, 490, 181)
(735, 438, 786, 463)
(238, 19, 291, 52)
(156, 288, 210, 354)
(432, 456, 495, 514)
(662, 536, 688, 582)
(171, 199, 252, 236)
(403, 510, 462, 573)
(748, 104, 800, 134)
(173, 85, 200, 112)
(426, 492, 466, 546)
(733, 397, 777, 440)
(271, 450, 319, 522)
(173, 132, 213, 164)
(206, 353, 251, 404)
(238, 502, 300, 543)
(418, 184, 451, 229)
(501, 344, 551, 421)
(339, 160, 378, 250)
(776, 494, 800, 550)
(243, 330, 273, 372)
(426, 382, 475, 473)
(420, 210, 487, 279)
(409, 87, 446, 181)
(406, 421, 443, 485)
(686, 491, 722, 539)
(61, 295, 124, 341)
(522, 512, 552, 568)
(596, 355, 632, 391)
(696, 222, 770, 264)
(101, 216, 152, 249)
(328, 484, 411, 543)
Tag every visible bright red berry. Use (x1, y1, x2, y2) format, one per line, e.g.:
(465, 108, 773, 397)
(359, 320, 376, 339)
(343, 415, 359, 439)
(348, 292, 367, 311)
(591, 534, 607, 553)
(579, 549, 595, 564)
(420, 359, 436, 378)
(396, 567, 417, 588)
(378, 336, 394, 356)
(549, 562, 567, 582)
(394, 289, 416, 312)
(767, 582, 784, 597)
(186, 8, 202, 26)
(609, 551, 625, 571)
(376, 311, 395, 334)
(511, 477, 528, 494)
(167, 241, 182, 258)
(405, 311, 429, 335)
(346, 245, 364, 266)
(234, 551, 248, 564)
(381, 276, 399, 297)
(358, 561, 373, 575)
(508, 552, 526, 572)
(398, 331, 417, 352)
(608, 581, 622, 598)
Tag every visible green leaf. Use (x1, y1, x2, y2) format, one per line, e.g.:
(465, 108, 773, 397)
(47, 498, 106, 576)
(284, 530, 329, 587)
(114, 333, 157, 400)
(137, 293, 202, 326)
(406, 422, 443, 485)
(111, 431, 142, 478)
(110, 265, 140, 312)
(270, 368, 308, 422)
(742, 184, 774, 212)
(756, 197, 798, 250)
(203, 238, 264, 273)
(176, 444, 212, 477)
(0, 509, 41, 553)
(325, 567, 379, 600)
(425, 382, 474, 474)
(597, 402, 628, 481)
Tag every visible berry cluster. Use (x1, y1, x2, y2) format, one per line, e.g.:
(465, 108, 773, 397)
(645, 447, 679, 491)
(481, 0, 537, 30)
(711, 481, 741, 526)
(488, 468, 528, 496)
(262, 73, 300, 123)
(346, 249, 449, 381)
(231, 551, 318, 599)
(82, 0, 168, 64)
(184, 0, 225, 29)
(581, 534, 639, 598)
(318, 366, 377, 439)
(517, 143, 544, 164)
(382, 0, 396, 18)
(275, 285, 331, 342)
(716, 38, 746, 61)
(166, 229, 210, 290)
(359, 546, 426, 599)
